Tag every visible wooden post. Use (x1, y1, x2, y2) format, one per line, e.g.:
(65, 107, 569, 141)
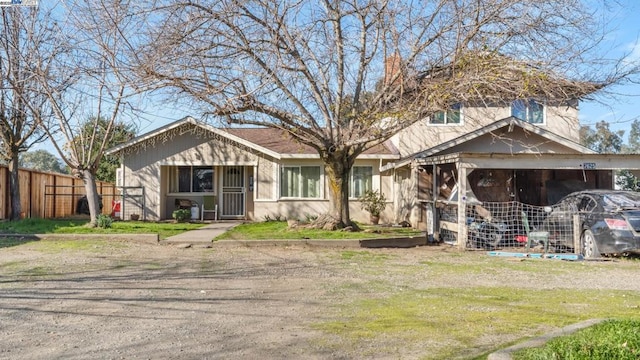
(4, 166, 9, 219)
(27, 171, 32, 218)
(433, 164, 440, 242)
(573, 214, 581, 255)
(51, 176, 57, 218)
(71, 180, 77, 215)
(457, 165, 467, 250)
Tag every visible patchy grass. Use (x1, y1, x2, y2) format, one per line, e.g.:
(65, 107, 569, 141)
(316, 287, 640, 359)
(340, 250, 392, 262)
(216, 221, 422, 240)
(2, 237, 639, 359)
(0, 218, 204, 240)
(513, 319, 640, 360)
(312, 252, 640, 359)
(27, 239, 129, 253)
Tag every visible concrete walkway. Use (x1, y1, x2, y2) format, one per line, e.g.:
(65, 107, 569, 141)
(161, 221, 241, 245)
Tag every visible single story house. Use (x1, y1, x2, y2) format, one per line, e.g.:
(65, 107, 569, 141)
(106, 116, 400, 223)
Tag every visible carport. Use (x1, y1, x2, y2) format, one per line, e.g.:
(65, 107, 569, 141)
(412, 152, 640, 249)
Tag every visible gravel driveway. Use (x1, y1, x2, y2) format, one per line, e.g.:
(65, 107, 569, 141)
(1, 240, 639, 360)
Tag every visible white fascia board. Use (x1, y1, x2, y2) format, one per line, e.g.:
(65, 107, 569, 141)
(279, 154, 399, 160)
(379, 162, 397, 172)
(158, 160, 259, 167)
(106, 116, 283, 159)
(358, 154, 400, 160)
(279, 154, 320, 159)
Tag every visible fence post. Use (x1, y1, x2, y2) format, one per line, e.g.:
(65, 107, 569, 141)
(573, 214, 581, 255)
(28, 171, 32, 218)
(142, 186, 146, 221)
(52, 176, 57, 218)
(122, 186, 126, 220)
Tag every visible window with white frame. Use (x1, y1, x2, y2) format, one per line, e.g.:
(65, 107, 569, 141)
(280, 166, 321, 198)
(168, 166, 214, 193)
(350, 166, 372, 198)
(511, 99, 544, 123)
(429, 103, 462, 125)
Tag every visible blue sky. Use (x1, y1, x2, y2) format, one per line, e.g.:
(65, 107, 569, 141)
(579, 1, 640, 138)
(34, 1, 640, 143)
(133, 1, 640, 139)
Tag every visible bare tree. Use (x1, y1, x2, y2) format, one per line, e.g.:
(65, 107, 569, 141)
(0, 5, 62, 220)
(34, 0, 140, 225)
(133, 0, 636, 228)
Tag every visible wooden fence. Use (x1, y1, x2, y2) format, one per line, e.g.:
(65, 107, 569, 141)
(0, 165, 117, 219)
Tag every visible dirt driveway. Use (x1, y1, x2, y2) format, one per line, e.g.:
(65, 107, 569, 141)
(1, 240, 640, 360)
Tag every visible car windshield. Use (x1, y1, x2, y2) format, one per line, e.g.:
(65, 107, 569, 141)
(602, 193, 640, 210)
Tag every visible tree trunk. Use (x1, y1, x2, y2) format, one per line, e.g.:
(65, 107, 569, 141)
(310, 149, 357, 230)
(81, 169, 101, 225)
(8, 152, 21, 221)
(325, 161, 350, 227)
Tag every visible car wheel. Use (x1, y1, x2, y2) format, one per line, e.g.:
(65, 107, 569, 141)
(484, 227, 502, 248)
(581, 229, 600, 259)
(469, 234, 488, 249)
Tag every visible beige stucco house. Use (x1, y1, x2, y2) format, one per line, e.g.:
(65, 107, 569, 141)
(107, 99, 640, 247)
(385, 101, 640, 247)
(106, 117, 399, 223)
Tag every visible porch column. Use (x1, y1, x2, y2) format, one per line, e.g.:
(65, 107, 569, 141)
(431, 164, 438, 242)
(457, 164, 468, 250)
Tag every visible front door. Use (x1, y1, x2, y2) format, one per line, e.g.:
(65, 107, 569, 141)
(221, 166, 245, 218)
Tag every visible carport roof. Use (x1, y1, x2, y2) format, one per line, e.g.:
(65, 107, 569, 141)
(412, 152, 640, 171)
(382, 117, 595, 171)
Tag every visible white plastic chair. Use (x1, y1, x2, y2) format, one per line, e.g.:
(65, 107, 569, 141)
(201, 195, 218, 221)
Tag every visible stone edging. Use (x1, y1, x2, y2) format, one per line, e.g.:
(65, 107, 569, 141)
(211, 236, 427, 248)
(487, 318, 607, 360)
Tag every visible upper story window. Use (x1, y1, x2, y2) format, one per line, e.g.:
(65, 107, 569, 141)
(169, 166, 214, 193)
(429, 103, 462, 125)
(280, 166, 321, 198)
(511, 99, 544, 124)
(350, 166, 373, 198)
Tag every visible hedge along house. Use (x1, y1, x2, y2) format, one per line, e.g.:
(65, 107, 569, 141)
(105, 116, 400, 222)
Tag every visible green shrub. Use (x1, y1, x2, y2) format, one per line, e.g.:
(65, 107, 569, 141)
(172, 209, 191, 222)
(263, 214, 285, 222)
(96, 214, 113, 229)
(359, 189, 387, 216)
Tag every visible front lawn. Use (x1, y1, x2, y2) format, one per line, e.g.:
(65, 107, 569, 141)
(0, 218, 204, 240)
(0, 218, 423, 242)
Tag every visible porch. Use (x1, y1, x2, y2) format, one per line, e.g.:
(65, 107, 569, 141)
(162, 165, 253, 221)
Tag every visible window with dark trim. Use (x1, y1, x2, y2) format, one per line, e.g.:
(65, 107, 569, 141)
(169, 166, 214, 193)
(430, 103, 462, 125)
(511, 99, 544, 123)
